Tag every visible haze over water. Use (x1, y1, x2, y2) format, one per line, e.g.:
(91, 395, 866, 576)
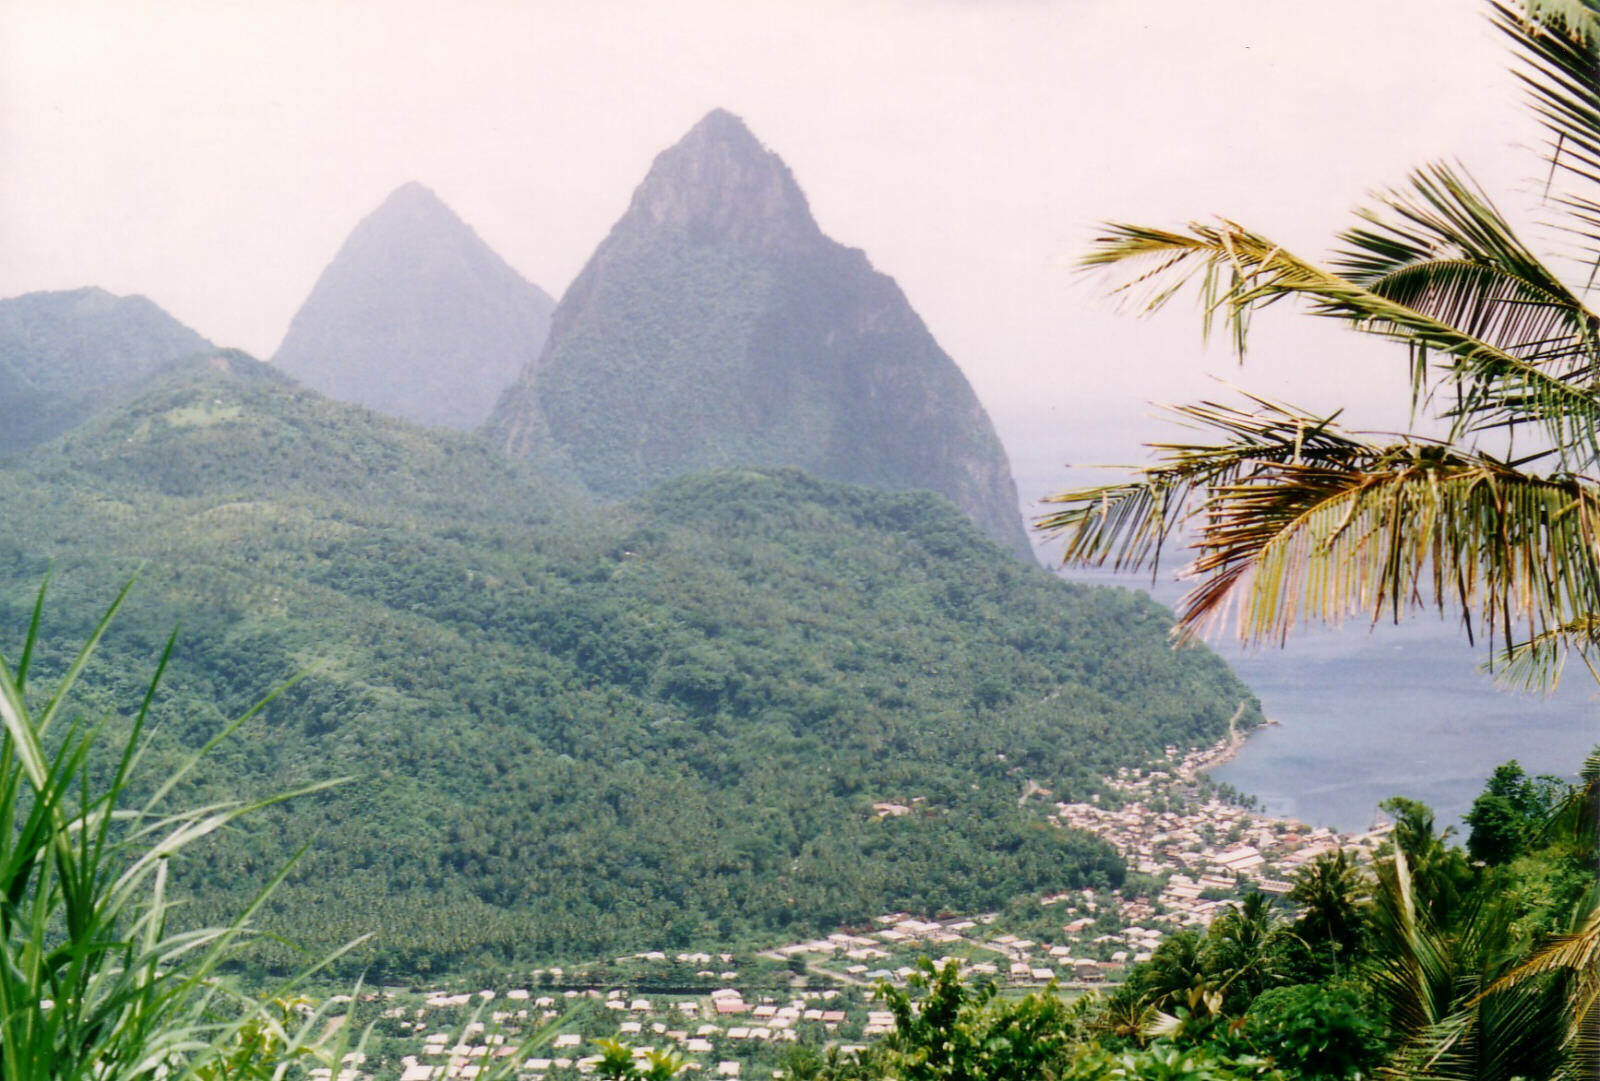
(1061, 564, 1599, 834)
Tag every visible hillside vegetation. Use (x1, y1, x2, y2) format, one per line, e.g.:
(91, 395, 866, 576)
(0, 355, 1258, 977)
(0, 287, 213, 455)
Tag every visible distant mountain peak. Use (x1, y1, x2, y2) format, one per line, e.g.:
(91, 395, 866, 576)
(371, 180, 458, 223)
(272, 183, 554, 430)
(487, 113, 1033, 559)
(387, 178, 440, 201)
(623, 109, 821, 251)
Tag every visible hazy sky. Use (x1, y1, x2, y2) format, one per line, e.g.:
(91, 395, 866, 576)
(0, 0, 1540, 509)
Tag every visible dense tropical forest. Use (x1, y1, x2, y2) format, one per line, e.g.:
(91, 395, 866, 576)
(0, 353, 1257, 977)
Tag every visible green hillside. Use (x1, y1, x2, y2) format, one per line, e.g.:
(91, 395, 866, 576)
(0, 287, 213, 455)
(2, 356, 1259, 977)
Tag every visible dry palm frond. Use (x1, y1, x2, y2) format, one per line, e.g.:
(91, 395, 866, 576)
(1039, 397, 1600, 680)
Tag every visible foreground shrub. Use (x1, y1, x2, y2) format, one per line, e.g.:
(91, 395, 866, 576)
(0, 581, 351, 1079)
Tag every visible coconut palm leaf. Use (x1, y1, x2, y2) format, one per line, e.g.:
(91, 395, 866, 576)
(1333, 165, 1600, 459)
(1495, 1, 1600, 205)
(1188, 444, 1600, 650)
(1469, 755, 1600, 1075)
(1037, 395, 1368, 573)
(1481, 906, 1599, 1028)
(1367, 850, 1573, 1080)
(1040, 397, 1600, 678)
(1367, 851, 1460, 1040)
(1084, 217, 1600, 464)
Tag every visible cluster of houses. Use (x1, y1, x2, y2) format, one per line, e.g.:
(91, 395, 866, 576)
(339, 737, 1395, 1079)
(1050, 743, 1390, 930)
(378, 980, 867, 1081)
(766, 914, 1123, 986)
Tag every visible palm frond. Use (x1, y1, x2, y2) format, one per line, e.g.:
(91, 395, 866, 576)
(1084, 217, 1600, 464)
(1335, 165, 1600, 453)
(1477, 903, 1600, 1063)
(1496, 1, 1600, 198)
(1037, 395, 1366, 572)
(1188, 444, 1600, 653)
(1368, 851, 1459, 1039)
(1041, 397, 1600, 681)
(1496, 613, 1600, 686)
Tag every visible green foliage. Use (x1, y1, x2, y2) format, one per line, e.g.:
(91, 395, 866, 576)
(0, 582, 351, 1079)
(1376, 796, 1476, 929)
(0, 361, 1261, 977)
(1243, 984, 1386, 1081)
(793, 958, 1087, 1081)
(1465, 760, 1570, 865)
(595, 1038, 686, 1081)
(1286, 849, 1368, 978)
(1061, 1043, 1284, 1081)
(0, 287, 212, 455)
(1080, 751, 1596, 1077)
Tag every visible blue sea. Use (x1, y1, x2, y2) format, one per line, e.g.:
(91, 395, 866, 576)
(1063, 566, 1598, 834)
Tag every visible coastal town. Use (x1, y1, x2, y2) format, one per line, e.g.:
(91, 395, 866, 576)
(312, 732, 1394, 1081)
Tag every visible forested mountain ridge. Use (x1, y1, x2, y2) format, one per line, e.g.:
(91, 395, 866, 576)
(0, 286, 213, 455)
(2, 356, 1259, 976)
(485, 109, 1034, 560)
(273, 182, 555, 430)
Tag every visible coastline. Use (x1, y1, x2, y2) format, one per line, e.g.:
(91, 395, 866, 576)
(1181, 701, 1278, 779)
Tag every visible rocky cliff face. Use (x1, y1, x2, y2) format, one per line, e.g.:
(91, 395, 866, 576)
(486, 110, 1032, 559)
(274, 183, 554, 430)
(0, 287, 213, 455)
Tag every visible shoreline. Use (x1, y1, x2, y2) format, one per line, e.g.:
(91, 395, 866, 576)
(1180, 701, 1279, 779)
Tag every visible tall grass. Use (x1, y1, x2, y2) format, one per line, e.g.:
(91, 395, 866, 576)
(0, 579, 357, 1079)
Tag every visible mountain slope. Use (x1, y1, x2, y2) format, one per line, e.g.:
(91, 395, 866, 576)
(485, 110, 1033, 559)
(2, 360, 1259, 976)
(273, 182, 555, 429)
(0, 287, 213, 455)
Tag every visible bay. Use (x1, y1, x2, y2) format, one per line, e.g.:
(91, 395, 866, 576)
(1062, 565, 1598, 833)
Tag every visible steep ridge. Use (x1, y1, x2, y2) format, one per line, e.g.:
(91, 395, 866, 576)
(486, 110, 1033, 559)
(274, 182, 555, 429)
(2, 359, 1258, 974)
(0, 287, 213, 455)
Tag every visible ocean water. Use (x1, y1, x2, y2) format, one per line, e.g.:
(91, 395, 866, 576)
(1063, 567, 1599, 833)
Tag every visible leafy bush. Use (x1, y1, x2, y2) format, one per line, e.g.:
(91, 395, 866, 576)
(1244, 984, 1387, 1081)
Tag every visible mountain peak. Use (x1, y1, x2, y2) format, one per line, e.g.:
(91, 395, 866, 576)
(685, 107, 764, 149)
(487, 113, 1033, 560)
(622, 110, 821, 250)
(373, 180, 453, 220)
(272, 184, 554, 430)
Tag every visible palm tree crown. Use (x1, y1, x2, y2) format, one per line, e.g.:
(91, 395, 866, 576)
(1041, 2, 1600, 1073)
(1041, 0, 1600, 690)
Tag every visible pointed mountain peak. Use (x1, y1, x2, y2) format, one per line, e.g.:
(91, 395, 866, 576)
(372, 180, 454, 219)
(684, 108, 765, 151)
(272, 183, 553, 430)
(622, 109, 822, 250)
(349, 182, 477, 246)
(488, 112, 1032, 560)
